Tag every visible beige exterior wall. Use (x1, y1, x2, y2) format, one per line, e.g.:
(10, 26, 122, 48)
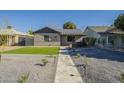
(15, 35, 19, 45)
(0, 35, 33, 46)
(8, 36, 12, 46)
(0, 35, 15, 46)
(34, 33, 60, 46)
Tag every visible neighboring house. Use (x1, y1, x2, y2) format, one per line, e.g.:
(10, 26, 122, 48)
(3, 25, 123, 48)
(0, 26, 33, 46)
(105, 26, 124, 48)
(84, 26, 124, 48)
(33, 27, 85, 46)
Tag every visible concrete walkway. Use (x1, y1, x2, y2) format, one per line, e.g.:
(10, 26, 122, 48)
(54, 47, 83, 83)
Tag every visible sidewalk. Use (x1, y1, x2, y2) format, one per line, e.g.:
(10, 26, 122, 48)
(54, 47, 83, 83)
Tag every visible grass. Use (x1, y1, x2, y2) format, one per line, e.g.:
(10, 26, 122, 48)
(3, 47, 59, 55)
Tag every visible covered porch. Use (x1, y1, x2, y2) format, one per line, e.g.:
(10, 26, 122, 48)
(100, 33, 124, 49)
(0, 35, 17, 46)
(0, 26, 34, 46)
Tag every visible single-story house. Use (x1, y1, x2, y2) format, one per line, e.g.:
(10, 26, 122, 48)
(0, 26, 33, 46)
(2, 25, 124, 48)
(84, 26, 124, 48)
(33, 27, 85, 46)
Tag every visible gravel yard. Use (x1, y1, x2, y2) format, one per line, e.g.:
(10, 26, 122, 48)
(0, 54, 58, 83)
(70, 47, 124, 83)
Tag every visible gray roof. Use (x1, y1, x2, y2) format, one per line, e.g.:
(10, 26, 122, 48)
(87, 25, 124, 35)
(54, 28, 84, 35)
(0, 26, 33, 37)
(0, 27, 26, 35)
(87, 26, 109, 33)
(34, 27, 84, 35)
(106, 25, 124, 34)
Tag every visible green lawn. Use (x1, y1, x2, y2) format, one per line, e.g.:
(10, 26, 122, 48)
(3, 47, 59, 55)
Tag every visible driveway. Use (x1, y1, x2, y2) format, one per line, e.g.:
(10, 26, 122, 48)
(70, 47, 124, 83)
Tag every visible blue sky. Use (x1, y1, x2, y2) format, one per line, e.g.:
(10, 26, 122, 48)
(0, 10, 123, 32)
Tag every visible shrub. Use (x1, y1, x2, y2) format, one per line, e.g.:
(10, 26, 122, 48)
(120, 73, 124, 83)
(18, 72, 29, 83)
(41, 59, 49, 66)
(83, 37, 96, 47)
(77, 53, 81, 58)
(74, 53, 81, 59)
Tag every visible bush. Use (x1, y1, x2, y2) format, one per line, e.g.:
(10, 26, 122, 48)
(18, 72, 29, 83)
(41, 59, 49, 66)
(83, 37, 96, 47)
(75, 53, 81, 58)
(120, 73, 124, 83)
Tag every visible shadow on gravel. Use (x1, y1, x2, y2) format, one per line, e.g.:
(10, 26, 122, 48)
(35, 63, 44, 67)
(70, 47, 124, 62)
(69, 47, 124, 83)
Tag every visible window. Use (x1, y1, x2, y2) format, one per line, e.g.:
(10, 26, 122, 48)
(44, 35, 49, 42)
(67, 36, 75, 42)
(54, 36, 57, 39)
(121, 36, 124, 43)
(108, 36, 114, 43)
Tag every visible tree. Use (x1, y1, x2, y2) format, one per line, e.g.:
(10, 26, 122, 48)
(27, 28, 33, 34)
(63, 22, 77, 29)
(0, 35, 7, 62)
(114, 14, 124, 31)
(83, 37, 96, 47)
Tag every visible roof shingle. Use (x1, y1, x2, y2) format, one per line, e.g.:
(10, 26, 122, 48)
(33, 27, 84, 35)
(87, 26, 109, 33)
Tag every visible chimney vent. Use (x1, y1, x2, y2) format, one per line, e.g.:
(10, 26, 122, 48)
(7, 26, 12, 29)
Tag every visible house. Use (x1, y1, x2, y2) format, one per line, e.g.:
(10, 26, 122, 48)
(84, 26, 124, 48)
(105, 26, 124, 48)
(0, 26, 33, 46)
(33, 27, 85, 46)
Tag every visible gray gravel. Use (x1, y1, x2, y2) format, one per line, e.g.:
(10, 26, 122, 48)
(0, 54, 58, 83)
(70, 47, 124, 83)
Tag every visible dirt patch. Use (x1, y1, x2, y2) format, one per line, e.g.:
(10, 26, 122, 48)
(0, 54, 58, 83)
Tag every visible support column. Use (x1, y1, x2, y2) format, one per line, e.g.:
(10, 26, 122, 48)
(7, 35, 9, 46)
(8, 35, 10, 46)
(118, 35, 121, 48)
(106, 35, 108, 47)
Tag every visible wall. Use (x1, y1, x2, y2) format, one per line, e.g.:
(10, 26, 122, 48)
(61, 35, 83, 46)
(14, 35, 19, 45)
(84, 28, 100, 38)
(25, 37, 34, 46)
(34, 33, 60, 46)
